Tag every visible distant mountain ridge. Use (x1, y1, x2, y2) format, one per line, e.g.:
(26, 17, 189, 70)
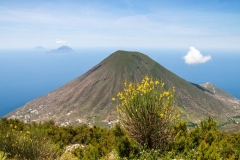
(6, 50, 240, 130)
(47, 46, 74, 53)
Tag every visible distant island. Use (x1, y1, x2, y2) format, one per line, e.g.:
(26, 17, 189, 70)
(33, 46, 45, 52)
(47, 46, 74, 53)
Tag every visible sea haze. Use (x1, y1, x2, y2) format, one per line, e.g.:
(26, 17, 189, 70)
(0, 48, 239, 117)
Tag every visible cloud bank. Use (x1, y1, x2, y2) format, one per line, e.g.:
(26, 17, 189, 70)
(183, 47, 211, 65)
(56, 39, 67, 44)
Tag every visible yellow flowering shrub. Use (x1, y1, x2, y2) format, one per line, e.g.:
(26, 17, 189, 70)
(113, 76, 178, 150)
(0, 119, 59, 160)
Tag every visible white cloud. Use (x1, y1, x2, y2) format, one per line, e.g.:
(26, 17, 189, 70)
(56, 39, 67, 44)
(183, 47, 211, 64)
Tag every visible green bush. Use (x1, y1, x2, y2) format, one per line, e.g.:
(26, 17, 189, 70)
(168, 117, 240, 159)
(112, 124, 139, 159)
(0, 118, 59, 160)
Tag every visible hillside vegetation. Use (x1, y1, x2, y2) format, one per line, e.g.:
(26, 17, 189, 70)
(1, 117, 240, 159)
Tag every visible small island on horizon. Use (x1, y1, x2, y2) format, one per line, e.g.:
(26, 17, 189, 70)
(47, 46, 74, 53)
(33, 46, 46, 52)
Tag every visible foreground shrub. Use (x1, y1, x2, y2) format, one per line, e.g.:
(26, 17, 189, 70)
(114, 76, 178, 151)
(0, 118, 59, 160)
(137, 149, 161, 160)
(168, 117, 240, 159)
(112, 124, 139, 158)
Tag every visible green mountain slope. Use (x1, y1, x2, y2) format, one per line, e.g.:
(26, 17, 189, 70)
(6, 50, 240, 128)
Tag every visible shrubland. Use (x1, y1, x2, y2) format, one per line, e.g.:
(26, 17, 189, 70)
(1, 76, 240, 159)
(1, 117, 240, 159)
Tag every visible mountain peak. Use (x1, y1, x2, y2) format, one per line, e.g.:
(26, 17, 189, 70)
(202, 82, 213, 86)
(6, 50, 240, 128)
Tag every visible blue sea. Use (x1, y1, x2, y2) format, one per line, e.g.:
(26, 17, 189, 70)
(0, 48, 240, 117)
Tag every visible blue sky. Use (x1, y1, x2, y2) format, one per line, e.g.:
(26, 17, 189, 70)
(0, 0, 240, 49)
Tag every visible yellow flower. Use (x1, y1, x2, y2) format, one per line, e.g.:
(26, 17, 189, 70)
(137, 85, 142, 91)
(6, 134, 8, 138)
(162, 82, 165, 88)
(164, 91, 169, 96)
(145, 76, 149, 81)
(159, 113, 164, 118)
(111, 97, 116, 101)
(26, 131, 30, 134)
(14, 125, 17, 129)
(150, 79, 154, 85)
(117, 92, 124, 99)
(159, 94, 163, 99)
(129, 83, 133, 88)
(144, 81, 149, 87)
(123, 99, 127, 105)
